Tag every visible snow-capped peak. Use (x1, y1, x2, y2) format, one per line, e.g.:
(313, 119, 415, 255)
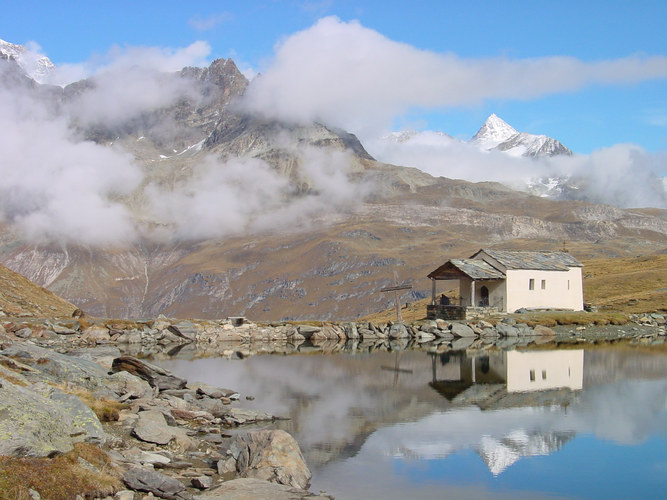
(471, 113, 519, 149)
(0, 38, 55, 84)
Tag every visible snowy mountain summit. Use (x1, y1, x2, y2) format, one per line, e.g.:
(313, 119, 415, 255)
(471, 113, 518, 149)
(0, 38, 54, 83)
(471, 114, 572, 158)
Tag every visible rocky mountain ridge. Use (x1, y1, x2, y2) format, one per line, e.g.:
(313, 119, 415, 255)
(0, 40, 665, 320)
(0, 38, 54, 83)
(471, 113, 572, 157)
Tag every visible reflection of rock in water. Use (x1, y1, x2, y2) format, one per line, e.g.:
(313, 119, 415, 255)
(477, 430, 575, 476)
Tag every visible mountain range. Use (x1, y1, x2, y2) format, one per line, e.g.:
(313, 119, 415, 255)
(0, 40, 665, 320)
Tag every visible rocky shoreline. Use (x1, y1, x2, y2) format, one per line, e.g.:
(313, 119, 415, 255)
(0, 313, 664, 499)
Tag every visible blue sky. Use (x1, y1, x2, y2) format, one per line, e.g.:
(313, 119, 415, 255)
(2, 0, 666, 155)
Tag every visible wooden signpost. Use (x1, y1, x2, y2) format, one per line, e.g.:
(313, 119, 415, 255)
(380, 272, 413, 322)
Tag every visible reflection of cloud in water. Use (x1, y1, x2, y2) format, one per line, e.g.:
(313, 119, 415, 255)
(161, 351, 667, 476)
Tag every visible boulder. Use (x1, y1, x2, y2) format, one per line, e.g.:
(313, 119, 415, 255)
(296, 325, 321, 339)
(200, 478, 330, 500)
(133, 410, 174, 445)
(111, 356, 187, 391)
(223, 408, 276, 426)
(533, 324, 556, 337)
(311, 326, 339, 341)
(449, 323, 476, 338)
(81, 325, 111, 343)
(116, 330, 142, 344)
(1, 343, 109, 389)
(388, 323, 409, 339)
(0, 381, 87, 457)
(225, 429, 311, 490)
(496, 323, 519, 337)
(35, 384, 105, 444)
(168, 321, 198, 342)
(191, 476, 213, 490)
(106, 371, 154, 399)
(48, 322, 78, 335)
(123, 466, 192, 500)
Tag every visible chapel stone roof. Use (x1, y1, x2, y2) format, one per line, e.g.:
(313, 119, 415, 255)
(476, 249, 583, 271)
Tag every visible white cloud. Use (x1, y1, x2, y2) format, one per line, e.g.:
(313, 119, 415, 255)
(241, 16, 667, 138)
(0, 89, 142, 245)
(188, 12, 233, 31)
(369, 132, 667, 208)
(46, 41, 212, 87)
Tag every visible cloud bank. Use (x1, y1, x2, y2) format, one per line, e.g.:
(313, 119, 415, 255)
(0, 51, 370, 245)
(241, 16, 667, 137)
(367, 132, 667, 208)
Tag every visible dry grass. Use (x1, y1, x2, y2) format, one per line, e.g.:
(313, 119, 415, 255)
(510, 310, 629, 327)
(66, 388, 128, 422)
(0, 443, 122, 500)
(582, 254, 667, 313)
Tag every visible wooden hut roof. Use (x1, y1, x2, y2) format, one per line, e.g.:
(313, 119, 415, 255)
(428, 259, 505, 280)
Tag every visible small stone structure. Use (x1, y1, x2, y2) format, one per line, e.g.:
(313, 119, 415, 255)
(427, 249, 584, 318)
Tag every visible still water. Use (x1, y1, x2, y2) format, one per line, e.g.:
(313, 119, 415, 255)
(159, 345, 667, 499)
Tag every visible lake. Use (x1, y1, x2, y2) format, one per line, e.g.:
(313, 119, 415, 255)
(158, 344, 667, 499)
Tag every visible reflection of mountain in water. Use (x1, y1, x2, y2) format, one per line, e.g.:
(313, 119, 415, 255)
(159, 345, 666, 476)
(478, 429, 575, 476)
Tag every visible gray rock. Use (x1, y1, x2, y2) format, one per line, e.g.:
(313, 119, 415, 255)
(0, 343, 109, 389)
(111, 356, 187, 391)
(189, 382, 238, 399)
(296, 325, 321, 339)
(15, 327, 33, 338)
(223, 408, 276, 426)
(533, 324, 556, 337)
(228, 429, 311, 490)
(36, 384, 105, 444)
(81, 325, 111, 343)
(449, 323, 476, 338)
(0, 381, 77, 457)
(480, 327, 499, 337)
(133, 410, 174, 445)
(191, 476, 213, 490)
(496, 323, 519, 337)
(200, 478, 330, 499)
(117, 330, 142, 344)
(168, 321, 198, 342)
(388, 323, 409, 339)
(48, 322, 78, 335)
(123, 466, 192, 500)
(106, 370, 154, 399)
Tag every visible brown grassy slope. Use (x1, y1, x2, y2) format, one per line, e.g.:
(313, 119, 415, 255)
(582, 254, 667, 313)
(363, 254, 667, 322)
(0, 263, 78, 317)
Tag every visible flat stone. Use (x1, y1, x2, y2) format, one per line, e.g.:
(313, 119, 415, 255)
(449, 323, 476, 338)
(200, 478, 330, 499)
(191, 476, 213, 490)
(168, 321, 198, 342)
(496, 323, 519, 337)
(388, 323, 409, 339)
(123, 466, 192, 500)
(111, 356, 186, 391)
(133, 410, 173, 445)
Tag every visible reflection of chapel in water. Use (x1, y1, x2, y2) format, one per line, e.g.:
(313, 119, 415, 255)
(429, 350, 584, 408)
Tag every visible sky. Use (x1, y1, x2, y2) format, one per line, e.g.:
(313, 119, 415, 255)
(1, 0, 665, 154)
